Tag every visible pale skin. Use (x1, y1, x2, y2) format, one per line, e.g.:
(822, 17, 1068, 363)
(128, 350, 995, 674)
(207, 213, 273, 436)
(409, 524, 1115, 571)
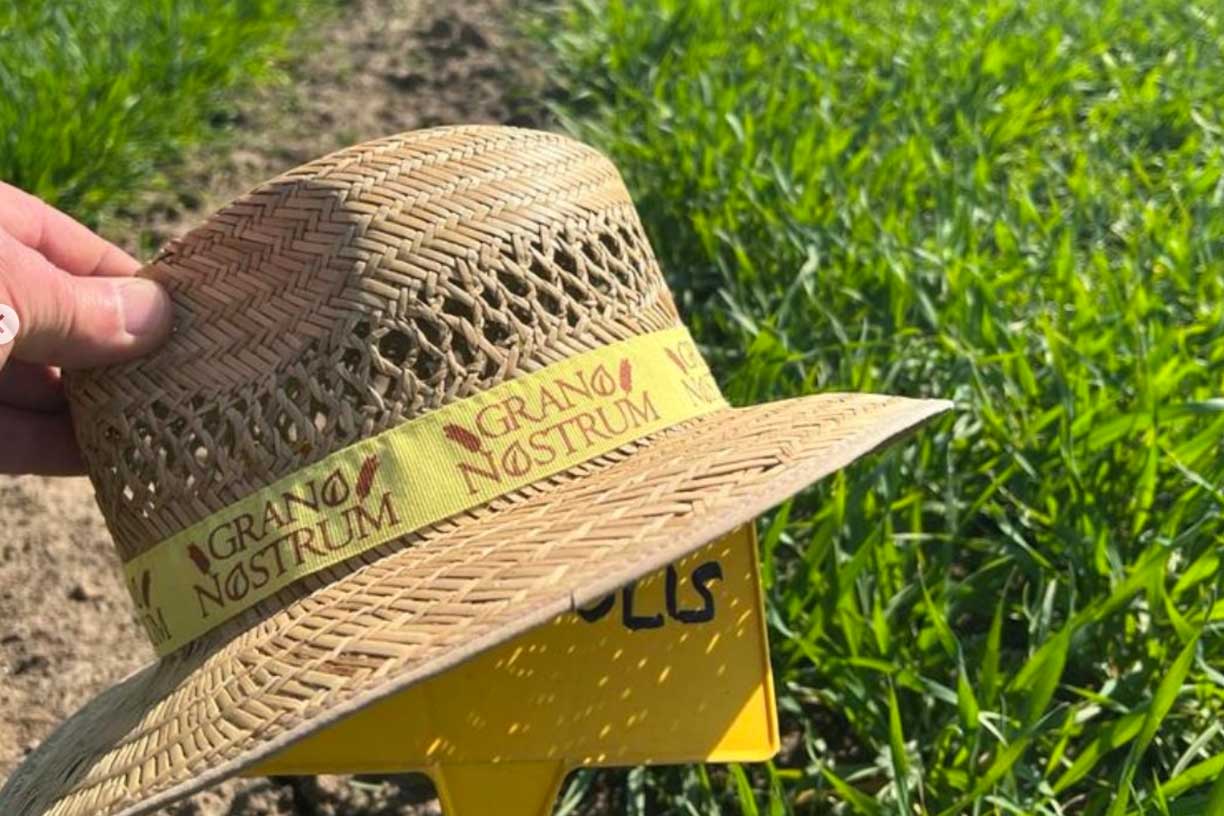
(0, 182, 173, 475)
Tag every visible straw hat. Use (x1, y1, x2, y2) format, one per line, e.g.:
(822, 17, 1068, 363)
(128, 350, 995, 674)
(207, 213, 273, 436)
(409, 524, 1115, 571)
(1, 125, 949, 816)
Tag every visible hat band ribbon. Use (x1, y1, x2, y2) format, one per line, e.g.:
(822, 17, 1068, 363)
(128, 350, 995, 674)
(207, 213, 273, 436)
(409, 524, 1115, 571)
(123, 325, 727, 655)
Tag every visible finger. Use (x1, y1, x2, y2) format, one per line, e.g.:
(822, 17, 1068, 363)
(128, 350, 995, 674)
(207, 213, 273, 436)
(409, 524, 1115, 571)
(0, 361, 65, 411)
(0, 405, 84, 475)
(0, 228, 172, 370)
(0, 180, 141, 277)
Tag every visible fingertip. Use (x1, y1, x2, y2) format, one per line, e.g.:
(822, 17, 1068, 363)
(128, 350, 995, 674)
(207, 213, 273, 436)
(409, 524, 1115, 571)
(6, 265, 175, 369)
(117, 278, 173, 345)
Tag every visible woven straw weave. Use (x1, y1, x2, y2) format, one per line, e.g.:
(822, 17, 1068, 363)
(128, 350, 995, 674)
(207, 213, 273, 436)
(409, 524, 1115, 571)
(70, 126, 674, 563)
(0, 126, 948, 816)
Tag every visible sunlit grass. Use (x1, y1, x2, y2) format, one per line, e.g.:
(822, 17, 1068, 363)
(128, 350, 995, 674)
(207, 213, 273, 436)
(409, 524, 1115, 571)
(541, 1, 1224, 812)
(7, 0, 1224, 812)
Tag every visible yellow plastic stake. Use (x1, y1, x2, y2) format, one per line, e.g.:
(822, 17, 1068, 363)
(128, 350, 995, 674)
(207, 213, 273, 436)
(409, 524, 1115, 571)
(433, 762, 566, 816)
(249, 523, 777, 816)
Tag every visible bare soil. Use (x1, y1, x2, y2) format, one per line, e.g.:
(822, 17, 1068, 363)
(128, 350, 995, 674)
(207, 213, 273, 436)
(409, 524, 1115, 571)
(1, 1, 550, 812)
(113, 0, 550, 256)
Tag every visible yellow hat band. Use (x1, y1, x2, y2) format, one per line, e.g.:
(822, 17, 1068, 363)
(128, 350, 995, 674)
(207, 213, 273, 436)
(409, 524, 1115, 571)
(123, 325, 726, 655)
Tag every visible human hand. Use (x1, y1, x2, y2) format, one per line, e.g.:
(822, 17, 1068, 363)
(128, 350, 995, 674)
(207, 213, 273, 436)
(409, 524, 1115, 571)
(0, 181, 172, 475)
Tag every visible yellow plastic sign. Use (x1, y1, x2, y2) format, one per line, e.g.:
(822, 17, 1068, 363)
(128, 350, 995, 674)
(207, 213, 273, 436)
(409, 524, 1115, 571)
(249, 523, 778, 815)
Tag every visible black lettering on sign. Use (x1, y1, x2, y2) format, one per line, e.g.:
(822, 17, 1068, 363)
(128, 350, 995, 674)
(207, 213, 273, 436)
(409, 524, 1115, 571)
(666, 561, 723, 623)
(577, 593, 615, 623)
(622, 584, 664, 630)
(576, 560, 724, 629)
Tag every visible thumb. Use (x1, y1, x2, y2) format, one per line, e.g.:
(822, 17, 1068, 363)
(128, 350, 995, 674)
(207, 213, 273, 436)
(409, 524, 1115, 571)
(0, 229, 172, 370)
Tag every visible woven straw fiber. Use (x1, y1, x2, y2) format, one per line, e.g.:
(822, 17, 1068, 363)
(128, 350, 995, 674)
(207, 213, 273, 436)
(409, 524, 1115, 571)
(0, 126, 948, 816)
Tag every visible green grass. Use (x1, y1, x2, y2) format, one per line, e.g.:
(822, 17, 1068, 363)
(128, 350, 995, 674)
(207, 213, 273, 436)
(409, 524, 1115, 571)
(539, 1, 1224, 813)
(7, 0, 1224, 813)
(0, 0, 323, 225)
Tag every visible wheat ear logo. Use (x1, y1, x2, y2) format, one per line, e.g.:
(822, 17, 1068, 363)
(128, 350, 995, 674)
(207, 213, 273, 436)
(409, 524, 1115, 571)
(131, 566, 172, 648)
(186, 544, 211, 575)
(619, 358, 633, 392)
(664, 347, 690, 373)
(130, 568, 153, 610)
(443, 423, 485, 453)
(355, 454, 381, 501)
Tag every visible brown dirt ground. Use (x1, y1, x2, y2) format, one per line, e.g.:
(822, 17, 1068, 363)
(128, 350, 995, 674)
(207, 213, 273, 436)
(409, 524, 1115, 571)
(1, 1, 553, 813)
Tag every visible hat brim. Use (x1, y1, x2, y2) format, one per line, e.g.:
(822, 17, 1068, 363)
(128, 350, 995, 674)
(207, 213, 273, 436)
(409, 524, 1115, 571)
(2, 392, 949, 816)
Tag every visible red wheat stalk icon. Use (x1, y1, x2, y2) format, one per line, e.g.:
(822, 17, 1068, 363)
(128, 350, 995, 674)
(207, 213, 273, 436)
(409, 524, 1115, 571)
(186, 544, 211, 575)
(443, 423, 483, 453)
(133, 569, 153, 609)
(619, 358, 633, 392)
(356, 454, 381, 500)
(664, 348, 690, 373)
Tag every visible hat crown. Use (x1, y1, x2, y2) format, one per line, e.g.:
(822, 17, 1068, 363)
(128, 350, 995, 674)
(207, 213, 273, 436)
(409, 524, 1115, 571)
(66, 126, 679, 562)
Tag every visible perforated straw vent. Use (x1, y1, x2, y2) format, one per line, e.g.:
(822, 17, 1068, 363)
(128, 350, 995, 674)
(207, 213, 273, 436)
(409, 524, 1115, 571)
(66, 126, 679, 563)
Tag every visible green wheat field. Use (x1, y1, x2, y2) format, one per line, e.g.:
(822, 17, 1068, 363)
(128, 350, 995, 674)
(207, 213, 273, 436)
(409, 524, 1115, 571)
(4, 0, 1224, 813)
